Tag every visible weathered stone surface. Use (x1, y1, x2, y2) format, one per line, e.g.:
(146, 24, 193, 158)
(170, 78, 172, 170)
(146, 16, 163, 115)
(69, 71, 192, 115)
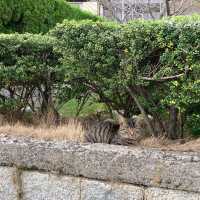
(22, 171, 80, 200)
(145, 187, 200, 200)
(81, 179, 144, 200)
(21, 170, 144, 200)
(1, 166, 200, 200)
(0, 167, 18, 200)
(0, 135, 200, 193)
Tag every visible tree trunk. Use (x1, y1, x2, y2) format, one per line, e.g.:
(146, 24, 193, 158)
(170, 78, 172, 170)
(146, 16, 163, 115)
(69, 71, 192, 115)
(165, 0, 171, 16)
(160, 0, 170, 18)
(168, 106, 178, 139)
(139, 87, 166, 136)
(179, 111, 185, 139)
(151, 112, 166, 136)
(126, 87, 156, 137)
(40, 83, 60, 126)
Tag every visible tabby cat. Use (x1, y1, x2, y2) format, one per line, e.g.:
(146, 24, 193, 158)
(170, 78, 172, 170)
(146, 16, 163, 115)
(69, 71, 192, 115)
(84, 119, 120, 144)
(84, 119, 138, 146)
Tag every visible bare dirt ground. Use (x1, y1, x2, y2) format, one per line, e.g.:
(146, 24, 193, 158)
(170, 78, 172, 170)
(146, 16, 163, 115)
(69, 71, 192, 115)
(0, 122, 200, 152)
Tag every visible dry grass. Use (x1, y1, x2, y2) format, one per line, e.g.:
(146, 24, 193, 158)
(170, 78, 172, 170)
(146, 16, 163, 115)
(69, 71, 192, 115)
(139, 136, 200, 152)
(0, 119, 85, 142)
(139, 136, 171, 148)
(167, 138, 200, 152)
(0, 118, 200, 152)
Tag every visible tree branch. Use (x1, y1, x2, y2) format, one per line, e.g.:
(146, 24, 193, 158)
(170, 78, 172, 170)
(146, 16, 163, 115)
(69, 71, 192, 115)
(126, 86, 156, 137)
(141, 73, 185, 82)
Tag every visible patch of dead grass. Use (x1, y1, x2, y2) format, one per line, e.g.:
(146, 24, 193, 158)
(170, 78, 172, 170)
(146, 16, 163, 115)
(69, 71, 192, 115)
(139, 136, 171, 148)
(166, 138, 200, 152)
(140, 136, 200, 152)
(0, 119, 85, 142)
(0, 120, 200, 152)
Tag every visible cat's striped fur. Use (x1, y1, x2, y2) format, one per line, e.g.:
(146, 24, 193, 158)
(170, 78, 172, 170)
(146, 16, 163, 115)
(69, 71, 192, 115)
(84, 119, 120, 144)
(84, 118, 138, 146)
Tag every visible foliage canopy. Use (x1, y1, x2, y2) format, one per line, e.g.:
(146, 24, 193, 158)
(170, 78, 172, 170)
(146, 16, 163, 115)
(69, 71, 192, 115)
(0, 15, 200, 138)
(0, 0, 101, 33)
(0, 33, 64, 121)
(51, 16, 200, 137)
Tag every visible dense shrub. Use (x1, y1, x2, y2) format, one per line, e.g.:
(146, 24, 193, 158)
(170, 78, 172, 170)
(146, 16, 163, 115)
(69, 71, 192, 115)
(187, 114, 200, 137)
(1, 15, 200, 137)
(51, 16, 200, 137)
(0, 34, 66, 120)
(120, 16, 200, 137)
(51, 20, 139, 118)
(0, 0, 101, 33)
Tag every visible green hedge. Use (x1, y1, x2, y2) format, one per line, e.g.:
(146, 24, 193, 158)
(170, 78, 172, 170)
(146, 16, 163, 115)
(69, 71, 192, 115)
(0, 33, 66, 117)
(0, 0, 101, 33)
(51, 16, 200, 137)
(0, 16, 200, 136)
(0, 33, 60, 85)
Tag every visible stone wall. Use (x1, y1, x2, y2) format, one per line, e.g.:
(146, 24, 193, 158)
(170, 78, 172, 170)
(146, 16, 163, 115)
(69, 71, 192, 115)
(0, 135, 200, 199)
